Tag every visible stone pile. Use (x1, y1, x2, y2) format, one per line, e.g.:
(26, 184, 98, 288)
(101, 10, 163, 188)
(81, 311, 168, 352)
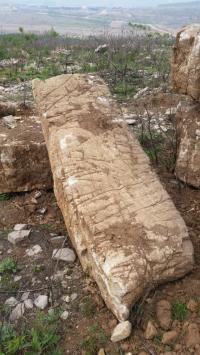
(33, 73, 194, 321)
(172, 24, 200, 188)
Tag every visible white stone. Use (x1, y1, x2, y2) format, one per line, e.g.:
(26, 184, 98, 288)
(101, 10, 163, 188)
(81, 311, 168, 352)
(26, 245, 42, 257)
(63, 295, 70, 303)
(10, 303, 25, 322)
(8, 230, 30, 244)
(60, 311, 69, 320)
(14, 224, 28, 231)
(21, 292, 30, 301)
(71, 293, 78, 301)
(34, 295, 48, 310)
(5, 297, 18, 307)
(24, 299, 34, 309)
(14, 275, 22, 282)
(111, 321, 132, 342)
(52, 248, 76, 263)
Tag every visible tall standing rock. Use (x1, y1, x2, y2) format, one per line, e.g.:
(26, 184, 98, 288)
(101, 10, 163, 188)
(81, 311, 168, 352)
(33, 74, 194, 321)
(172, 24, 200, 187)
(172, 24, 200, 100)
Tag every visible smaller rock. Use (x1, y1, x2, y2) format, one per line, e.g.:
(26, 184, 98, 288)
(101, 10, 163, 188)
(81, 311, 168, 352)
(14, 224, 28, 231)
(185, 323, 200, 348)
(187, 299, 198, 312)
(34, 295, 48, 310)
(34, 191, 42, 199)
(26, 245, 42, 257)
(5, 297, 18, 307)
(162, 330, 178, 345)
(95, 44, 108, 53)
(52, 248, 76, 262)
(156, 300, 172, 330)
(8, 230, 31, 244)
(111, 321, 132, 343)
(60, 311, 69, 320)
(50, 236, 66, 247)
(3, 115, 17, 129)
(138, 352, 148, 355)
(71, 293, 78, 302)
(62, 295, 70, 303)
(144, 320, 158, 340)
(38, 207, 47, 215)
(24, 299, 33, 309)
(21, 292, 30, 301)
(14, 275, 22, 282)
(10, 303, 25, 322)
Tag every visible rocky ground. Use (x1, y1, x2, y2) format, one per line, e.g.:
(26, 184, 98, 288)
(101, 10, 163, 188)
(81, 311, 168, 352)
(1, 83, 200, 355)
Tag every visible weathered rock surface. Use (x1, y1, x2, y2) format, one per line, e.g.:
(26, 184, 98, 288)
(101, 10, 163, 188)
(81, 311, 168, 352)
(33, 74, 194, 321)
(0, 112, 52, 192)
(0, 101, 16, 117)
(111, 321, 132, 342)
(172, 24, 200, 100)
(175, 98, 200, 188)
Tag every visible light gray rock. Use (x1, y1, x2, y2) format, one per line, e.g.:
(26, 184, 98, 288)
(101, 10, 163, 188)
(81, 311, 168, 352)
(14, 275, 22, 282)
(14, 224, 28, 231)
(3, 115, 17, 129)
(24, 299, 34, 309)
(21, 292, 30, 301)
(52, 248, 76, 263)
(34, 295, 48, 310)
(111, 321, 132, 342)
(8, 230, 31, 244)
(60, 310, 69, 320)
(26, 245, 42, 257)
(5, 297, 18, 307)
(10, 303, 25, 322)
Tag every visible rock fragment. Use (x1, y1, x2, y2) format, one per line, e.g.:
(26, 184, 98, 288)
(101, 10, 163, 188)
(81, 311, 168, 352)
(33, 73, 194, 321)
(111, 321, 132, 342)
(156, 300, 172, 330)
(185, 323, 200, 348)
(144, 320, 158, 340)
(34, 295, 48, 310)
(5, 297, 18, 307)
(8, 230, 30, 244)
(14, 224, 28, 231)
(162, 330, 178, 345)
(52, 248, 76, 263)
(26, 245, 42, 257)
(10, 303, 25, 322)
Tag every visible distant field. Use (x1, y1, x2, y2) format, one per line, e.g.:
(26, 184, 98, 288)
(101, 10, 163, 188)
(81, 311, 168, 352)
(0, 3, 200, 35)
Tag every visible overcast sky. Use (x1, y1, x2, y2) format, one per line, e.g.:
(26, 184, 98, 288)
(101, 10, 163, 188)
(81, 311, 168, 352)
(4, 0, 200, 7)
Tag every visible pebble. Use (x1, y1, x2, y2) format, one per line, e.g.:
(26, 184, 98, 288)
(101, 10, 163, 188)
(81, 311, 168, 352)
(14, 275, 22, 282)
(8, 230, 31, 244)
(52, 248, 76, 262)
(34, 295, 48, 310)
(71, 293, 78, 301)
(24, 299, 34, 309)
(187, 299, 198, 312)
(38, 207, 47, 215)
(63, 295, 70, 303)
(156, 299, 172, 330)
(5, 297, 18, 307)
(10, 303, 25, 322)
(26, 245, 42, 257)
(144, 320, 158, 340)
(34, 191, 42, 199)
(98, 350, 105, 355)
(50, 236, 66, 247)
(111, 321, 132, 342)
(14, 224, 28, 231)
(60, 311, 69, 320)
(21, 292, 30, 301)
(162, 330, 178, 345)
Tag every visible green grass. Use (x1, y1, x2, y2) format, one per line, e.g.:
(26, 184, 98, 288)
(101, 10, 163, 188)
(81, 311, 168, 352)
(81, 323, 107, 355)
(0, 310, 63, 355)
(0, 193, 11, 201)
(172, 301, 187, 321)
(0, 257, 18, 274)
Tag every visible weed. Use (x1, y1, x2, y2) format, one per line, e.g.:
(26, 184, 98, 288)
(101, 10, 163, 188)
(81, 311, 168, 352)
(0, 193, 11, 201)
(0, 257, 18, 274)
(172, 301, 187, 321)
(81, 323, 107, 355)
(0, 311, 62, 355)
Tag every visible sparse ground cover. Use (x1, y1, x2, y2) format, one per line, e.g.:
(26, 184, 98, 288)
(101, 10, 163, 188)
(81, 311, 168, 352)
(1, 28, 200, 355)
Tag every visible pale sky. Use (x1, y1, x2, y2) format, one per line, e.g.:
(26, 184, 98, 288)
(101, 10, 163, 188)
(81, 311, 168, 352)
(3, 0, 200, 7)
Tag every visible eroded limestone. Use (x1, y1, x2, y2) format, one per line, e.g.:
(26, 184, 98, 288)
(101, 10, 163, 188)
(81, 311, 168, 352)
(33, 74, 194, 321)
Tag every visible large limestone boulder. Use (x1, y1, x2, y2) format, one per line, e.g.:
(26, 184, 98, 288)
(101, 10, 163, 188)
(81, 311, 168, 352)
(171, 24, 200, 100)
(0, 113, 52, 192)
(175, 98, 200, 188)
(33, 74, 194, 321)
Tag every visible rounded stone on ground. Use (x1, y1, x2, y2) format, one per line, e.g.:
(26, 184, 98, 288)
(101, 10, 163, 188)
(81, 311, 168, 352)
(111, 321, 132, 343)
(52, 248, 76, 262)
(60, 310, 69, 320)
(5, 297, 18, 307)
(156, 299, 172, 330)
(144, 320, 158, 340)
(187, 299, 198, 312)
(34, 295, 48, 310)
(162, 330, 178, 345)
